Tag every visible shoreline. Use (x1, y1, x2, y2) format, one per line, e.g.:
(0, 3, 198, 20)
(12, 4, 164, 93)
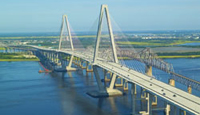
(0, 59, 39, 62)
(118, 55, 200, 60)
(0, 55, 200, 62)
(158, 55, 200, 59)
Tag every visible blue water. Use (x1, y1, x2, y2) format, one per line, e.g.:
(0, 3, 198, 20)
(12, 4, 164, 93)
(0, 59, 199, 115)
(158, 58, 200, 97)
(180, 42, 200, 46)
(0, 62, 63, 115)
(0, 61, 132, 115)
(0, 49, 22, 53)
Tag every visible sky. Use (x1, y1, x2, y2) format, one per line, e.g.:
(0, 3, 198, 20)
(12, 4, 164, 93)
(0, 0, 200, 33)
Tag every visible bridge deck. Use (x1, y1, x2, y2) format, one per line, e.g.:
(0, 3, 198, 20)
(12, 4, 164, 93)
(97, 61, 200, 114)
(23, 46, 200, 114)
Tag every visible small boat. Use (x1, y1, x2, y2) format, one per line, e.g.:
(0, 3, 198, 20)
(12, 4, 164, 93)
(38, 70, 51, 73)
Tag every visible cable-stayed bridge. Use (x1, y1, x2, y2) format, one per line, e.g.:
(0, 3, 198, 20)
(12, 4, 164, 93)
(5, 4, 200, 115)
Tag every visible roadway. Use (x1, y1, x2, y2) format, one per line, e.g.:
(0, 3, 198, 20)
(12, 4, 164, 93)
(17, 45, 200, 115)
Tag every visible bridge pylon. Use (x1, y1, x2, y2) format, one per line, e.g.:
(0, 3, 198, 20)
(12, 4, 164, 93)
(93, 4, 118, 63)
(58, 15, 74, 51)
(88, 4, 123, 97)
(57, 15, 77, 71)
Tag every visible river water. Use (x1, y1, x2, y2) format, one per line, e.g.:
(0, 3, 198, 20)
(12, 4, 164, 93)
(0, 58, 199, 115)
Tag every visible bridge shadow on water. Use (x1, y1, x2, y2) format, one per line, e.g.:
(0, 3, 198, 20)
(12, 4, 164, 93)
(49, 68, 169, 115)
(50, 70, 131, 115)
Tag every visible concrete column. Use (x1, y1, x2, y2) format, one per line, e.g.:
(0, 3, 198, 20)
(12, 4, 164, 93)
(139, 93, 153, 115)
(66, 55, 76, 71)
(179, 110, 186, 115)
(165, 104, 171, 115)
(123, 80, 128, 91)
(81, 61, 87, 69)
(106, 72, 123, 96)
(103, 69, 108, 81)
(75, 57, 79, 66)
(56, 53, 59, 63)
(52, 53, 55, 62)
(67, 55, 70, 61)
(167, 79, 175, 115)
(48, 52, 51, 61)
(54, 53, 57, 63)
(79, 59, 86, 69)
(115, 77, 123, 87)
(44, 52, 47, 59)
(104, 70, 110, 82)
(93, 65, 107, 93)
(109, 74, 117, 89)
(58, 53, 65, 69)
(142, 65, 155, 104)
(47, 52, 50, 60)
(86, 62, 93, 72)
(145, 65, 152, 76)
(178, 85, 192, 115)
(46, 52, 49, 60)
(78, 58, 82, 67)
(174, 106, 177, 115)
(148, 93, 153, 115)
(131, 83, 136, 115)
(45, 52, 47, 58)
(51, 53, 54, 62)
(152, 95, 157, 106)
(141, 88, 147, 98)
(188, 85, 192, 94)
(76, 57, 79, 65)
(169, 79, 175, 87)
(134, 84, 137, 95)
(73, 57, 76, 64)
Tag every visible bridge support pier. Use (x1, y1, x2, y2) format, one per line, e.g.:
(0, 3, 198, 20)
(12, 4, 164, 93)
(139, 92, 153, 115)
(87, 66, 123, 97)
(179, 110, 186, 115)
(104, 70, 111, 82)
(72, 57, 77, 65)
(87, 65, 108, 98)
(80, 61, 87, 69)
(57, 54, 76, 72)
(188, 85, 192, 94)
(145, 65, 152, 76)
(168, 77, 195, 115)
(131, 83, 136, 115)
(169, 79, 175, 86)
(141, 65, 157, 106)
(123, 80, 128, 91)
(165, 104, 171, 115)
(77, 58, 82, 67)
(107, 74, 123, 96)
(56, 53, 59, 65)
(86, 62, 93, 72)
(66, 55, 77, 71)
(115, 77, 123, 87)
